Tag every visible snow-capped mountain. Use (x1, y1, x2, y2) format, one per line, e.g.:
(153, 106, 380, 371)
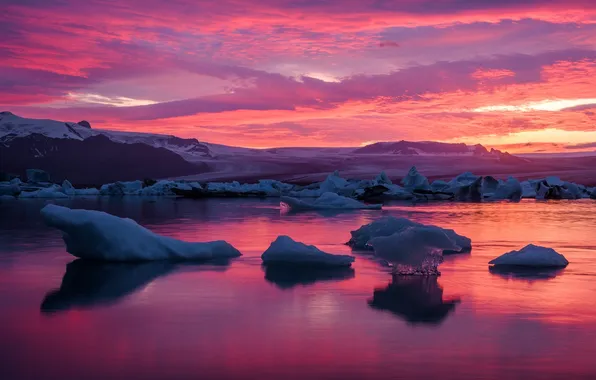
(0, 111, 213, 161)
(0, 112, 209, 184)
(354, 141, 489, 156)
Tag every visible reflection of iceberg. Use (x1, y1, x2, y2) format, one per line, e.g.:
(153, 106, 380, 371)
(263, 265, 355, 289)
(489, 265, 565, 281)
(41, 259, 231, 313)
(368, 276, 460, 325)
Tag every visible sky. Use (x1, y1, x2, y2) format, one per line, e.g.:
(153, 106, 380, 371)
(3, 0, 596, 151)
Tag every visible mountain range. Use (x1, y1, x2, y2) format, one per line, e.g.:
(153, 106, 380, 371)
(3, 111, 594, 185)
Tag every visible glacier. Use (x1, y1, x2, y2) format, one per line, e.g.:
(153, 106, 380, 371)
(261, 235, 355, 267)
(40, 204, 242, 261)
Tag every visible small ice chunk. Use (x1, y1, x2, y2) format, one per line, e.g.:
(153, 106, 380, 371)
(262, 235, 354, 267)
(281, 192, 382, 210)
(40, 204, 242, 261)
(489, 244, 569, 267)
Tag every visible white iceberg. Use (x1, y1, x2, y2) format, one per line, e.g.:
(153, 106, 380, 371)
(348, 216, 471, 254)
(489, 244, 569, 267)
(489, 177, 522, 201)
(401, 166, 430, 191)
(40, 204, 242, 261)
(369, 226, 460, 268)
(19, 185, 68, 198)
(280, 192, 382, 211)
(261, 235, 354, 267)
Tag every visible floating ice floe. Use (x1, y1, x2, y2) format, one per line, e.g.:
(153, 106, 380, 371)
(347, 216, 471, 254)
(489, 244, 569, 267)
(453, 177, 483, 201)
(261, 235, 355, 267)
(281, 192, 382, 211)
(40, 204, 242, 261)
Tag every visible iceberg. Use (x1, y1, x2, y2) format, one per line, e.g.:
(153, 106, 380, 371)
(482, 176, 500, 196)
(373, 171, 392, 186)
(99, 181, 143, 196)
(449, 172, 479, 187)
(280, 192, 382, 211)
(40, 204, 242, 261)
(489, 177, 522, 201)
(430, 180, 450, 192)
(521, 180, 536, 198)
(401, 166, 430, 191)
(62, 180, 75, 195)
(347, 216, 471, 254)
(19, 185, 68, 198)
(368, 226, 461, 274)
(261, 235, 355, 267)
(319, 170, 349, 193)
(489, 244, 569, 267)
(453, 176, 483, 201)
(0, 182, 20, 196)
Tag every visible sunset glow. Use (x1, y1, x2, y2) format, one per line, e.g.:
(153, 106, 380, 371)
(3, 0, 596, 151)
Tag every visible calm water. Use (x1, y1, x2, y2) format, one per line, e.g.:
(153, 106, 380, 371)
(1, 198, 596, 380)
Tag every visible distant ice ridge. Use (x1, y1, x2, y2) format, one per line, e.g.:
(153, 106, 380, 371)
(4, 166, 595, 201)
(348, 217, 472, 275)
(40, 204, 242, 261)
(489, 244, 569, 267)
(262, 236, 354, 267)
(281, 192, 382, 210)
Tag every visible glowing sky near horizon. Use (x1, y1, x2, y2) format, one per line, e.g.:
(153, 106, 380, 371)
(3, 0, 596, 151)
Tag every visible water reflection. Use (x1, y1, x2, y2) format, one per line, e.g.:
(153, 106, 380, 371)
(263, 265, 355, 289)
(489, 265, 566, 281)
(368, 275, 460, 325)
(41, 259, 232, 313)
